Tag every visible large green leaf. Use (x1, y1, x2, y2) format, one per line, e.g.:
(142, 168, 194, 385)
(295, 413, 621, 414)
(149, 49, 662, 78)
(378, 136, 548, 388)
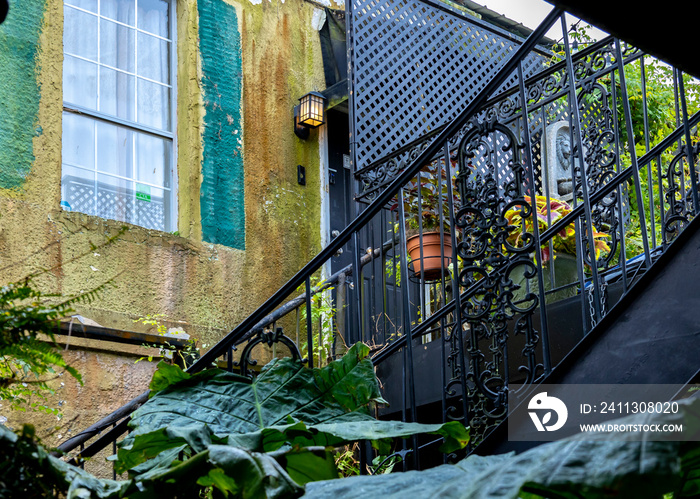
(112, 424, 227, 474)
(12, 431, 306, 499)
(111, 445, 304, 499)
(118, 343, 468, 471)
(227, 417, 469, 455)
(304, 395, 700, 499)
(129, 343, 384, 437)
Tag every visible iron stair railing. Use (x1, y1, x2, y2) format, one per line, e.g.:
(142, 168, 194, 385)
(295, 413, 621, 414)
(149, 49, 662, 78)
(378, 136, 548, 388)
(57, 6, 564, 466)
(57, 5, 700, 471)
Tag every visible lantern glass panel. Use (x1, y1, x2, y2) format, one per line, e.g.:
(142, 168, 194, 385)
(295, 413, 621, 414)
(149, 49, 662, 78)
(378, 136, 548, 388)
(299, 93, 325, 127)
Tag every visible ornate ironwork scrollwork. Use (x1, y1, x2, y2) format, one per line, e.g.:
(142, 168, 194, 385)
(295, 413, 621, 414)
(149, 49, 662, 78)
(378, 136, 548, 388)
(234, 327, 303, 378)
(575, 80, 620, 269)
(450, 115, 544, 443)
(663, 143, 700, 242)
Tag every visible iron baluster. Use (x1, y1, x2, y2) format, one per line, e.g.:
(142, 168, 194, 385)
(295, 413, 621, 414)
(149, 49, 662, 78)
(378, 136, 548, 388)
(614, 39, 652, 269)
(676, 69, 700, 216)
(443, 141, 470, 439)
(397, 187, 419, 468)
(607, 70, 629, 292)
(305, 277, 314, 368)
(417, 169, 427, 300)
(518, 61, 552, 374)
(640, 58, 658, 248)
(561, 18, 603, 324)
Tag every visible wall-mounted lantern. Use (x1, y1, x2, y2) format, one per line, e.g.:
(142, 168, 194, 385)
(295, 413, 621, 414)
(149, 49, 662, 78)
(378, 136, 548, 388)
(294, 91, 327, 139)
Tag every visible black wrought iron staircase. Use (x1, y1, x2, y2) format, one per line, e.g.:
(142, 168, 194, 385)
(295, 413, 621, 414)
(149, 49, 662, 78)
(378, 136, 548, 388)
(57, 3, 700, 474)
(476, 211, 700, 457)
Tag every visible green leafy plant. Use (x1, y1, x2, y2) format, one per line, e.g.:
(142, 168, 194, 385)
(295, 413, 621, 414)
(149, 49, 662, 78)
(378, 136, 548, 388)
(305, 394, 700, 498)
(119, 343, 467, 463)
(334, 443, 360, 477)
(133, 314, 202, 368)
(0, 343, 467, 498)
(1, 227, 125, 418)
(0, 423, 70, 498)
(297, 279, 343, 368)
(0, 280, 88, 415)
(504, 195, 610, 264)
(611, 57, 700, 257)
(3, 372, 699, 498)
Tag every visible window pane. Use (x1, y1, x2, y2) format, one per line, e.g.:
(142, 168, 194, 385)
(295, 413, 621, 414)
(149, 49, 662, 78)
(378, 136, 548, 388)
(100, 0, 135, 26)
(134, 184, 167, 231)
(96, 121, 133, 178)
(100, 19, 135, 72)
(137, 32, 169, 84)
(136, 79, 169, 129)
(61, 164, 95, 214)
(62, 113, 95, 169)
(137, 0, 169, 38)
(136, 133, 170, 188)
(64, 55, 97, 109)
(64, 7, 97, 60)
(96, 173, 135, 225)
(62, 0, 174, 233)
(99, 66, 136, 120)
(65, 0, 97, 14)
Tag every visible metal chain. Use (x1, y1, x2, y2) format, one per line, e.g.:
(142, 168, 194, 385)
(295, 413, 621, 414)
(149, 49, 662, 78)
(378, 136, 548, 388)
(587, 285, 597, 328)
(600, 281, 608, 317)
(588, 280, 608, 328)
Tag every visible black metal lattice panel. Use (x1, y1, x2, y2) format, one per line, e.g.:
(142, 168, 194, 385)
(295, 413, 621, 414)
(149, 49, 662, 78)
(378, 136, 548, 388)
(350, 0, 549, 170)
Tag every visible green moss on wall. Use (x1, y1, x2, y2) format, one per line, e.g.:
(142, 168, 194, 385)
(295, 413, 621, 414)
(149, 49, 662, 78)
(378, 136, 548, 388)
(198, 0, 245, 250)
(0, 0, 44, 189)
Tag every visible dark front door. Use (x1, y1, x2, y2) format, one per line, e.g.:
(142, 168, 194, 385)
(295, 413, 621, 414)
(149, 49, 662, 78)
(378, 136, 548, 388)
(326, 109, 405, 350)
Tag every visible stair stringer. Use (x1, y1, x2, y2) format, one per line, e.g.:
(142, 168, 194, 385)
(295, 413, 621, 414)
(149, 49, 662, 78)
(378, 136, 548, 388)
(475, 214, 700, 456)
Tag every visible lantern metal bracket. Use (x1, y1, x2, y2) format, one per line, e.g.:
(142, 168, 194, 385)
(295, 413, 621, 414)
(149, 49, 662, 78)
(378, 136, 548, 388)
(294, 105, 310, 140)
(234, 327, 304, 377)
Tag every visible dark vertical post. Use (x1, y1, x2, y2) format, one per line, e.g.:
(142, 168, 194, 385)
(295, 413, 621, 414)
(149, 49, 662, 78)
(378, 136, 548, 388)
(562, 18, 603, 323)
(380, 209, 388, 344)
(305, 276, 314, 368)
(352, 230, 364, 344)
(609, 71, 629, 292)
(676, 69, 700, 216)
(417, 169, 426, 313)
(517, 63, 551, 373)
(397, 188, 419, 469)
(614, 40, 652, 269)
(443, 143, 470, 432)
(112, 422, 117, 480)
(640, 58, 657, 248)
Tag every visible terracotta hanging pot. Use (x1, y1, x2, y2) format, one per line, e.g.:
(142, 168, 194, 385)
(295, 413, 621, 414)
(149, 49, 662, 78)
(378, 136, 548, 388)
(406, 232, 453, 280)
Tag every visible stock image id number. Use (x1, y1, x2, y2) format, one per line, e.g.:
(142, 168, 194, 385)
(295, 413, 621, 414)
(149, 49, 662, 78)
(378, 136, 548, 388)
(580, 401, 680, 414)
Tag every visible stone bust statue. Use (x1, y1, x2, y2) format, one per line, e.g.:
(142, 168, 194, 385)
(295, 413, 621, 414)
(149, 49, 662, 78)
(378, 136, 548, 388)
(543, 121, 576, 201)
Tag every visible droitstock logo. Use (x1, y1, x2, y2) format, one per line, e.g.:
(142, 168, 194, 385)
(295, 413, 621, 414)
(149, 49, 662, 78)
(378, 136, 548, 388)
(528, 392, 568, 432)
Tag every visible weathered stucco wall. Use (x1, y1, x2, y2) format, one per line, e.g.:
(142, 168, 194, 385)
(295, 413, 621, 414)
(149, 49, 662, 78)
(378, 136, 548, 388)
(0, 0, 334, 343)
(0, 0, 340, 442)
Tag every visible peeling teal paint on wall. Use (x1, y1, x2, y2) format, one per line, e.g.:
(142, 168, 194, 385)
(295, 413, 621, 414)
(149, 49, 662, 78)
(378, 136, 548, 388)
(0, 0, 44, 189)
(198, 0, 245, 250)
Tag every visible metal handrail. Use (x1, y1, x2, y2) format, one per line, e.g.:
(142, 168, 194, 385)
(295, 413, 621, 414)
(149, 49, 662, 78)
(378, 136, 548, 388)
(56, 7, 564, 461)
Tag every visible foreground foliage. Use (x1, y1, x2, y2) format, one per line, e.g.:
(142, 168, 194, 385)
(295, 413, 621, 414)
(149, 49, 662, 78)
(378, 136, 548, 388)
(0, 280, 84, 415)
(2, 343, 468, 498)
(1, 229, 125, 415)
(1, 343, 698, 498)
(306, 395, 700, 498)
